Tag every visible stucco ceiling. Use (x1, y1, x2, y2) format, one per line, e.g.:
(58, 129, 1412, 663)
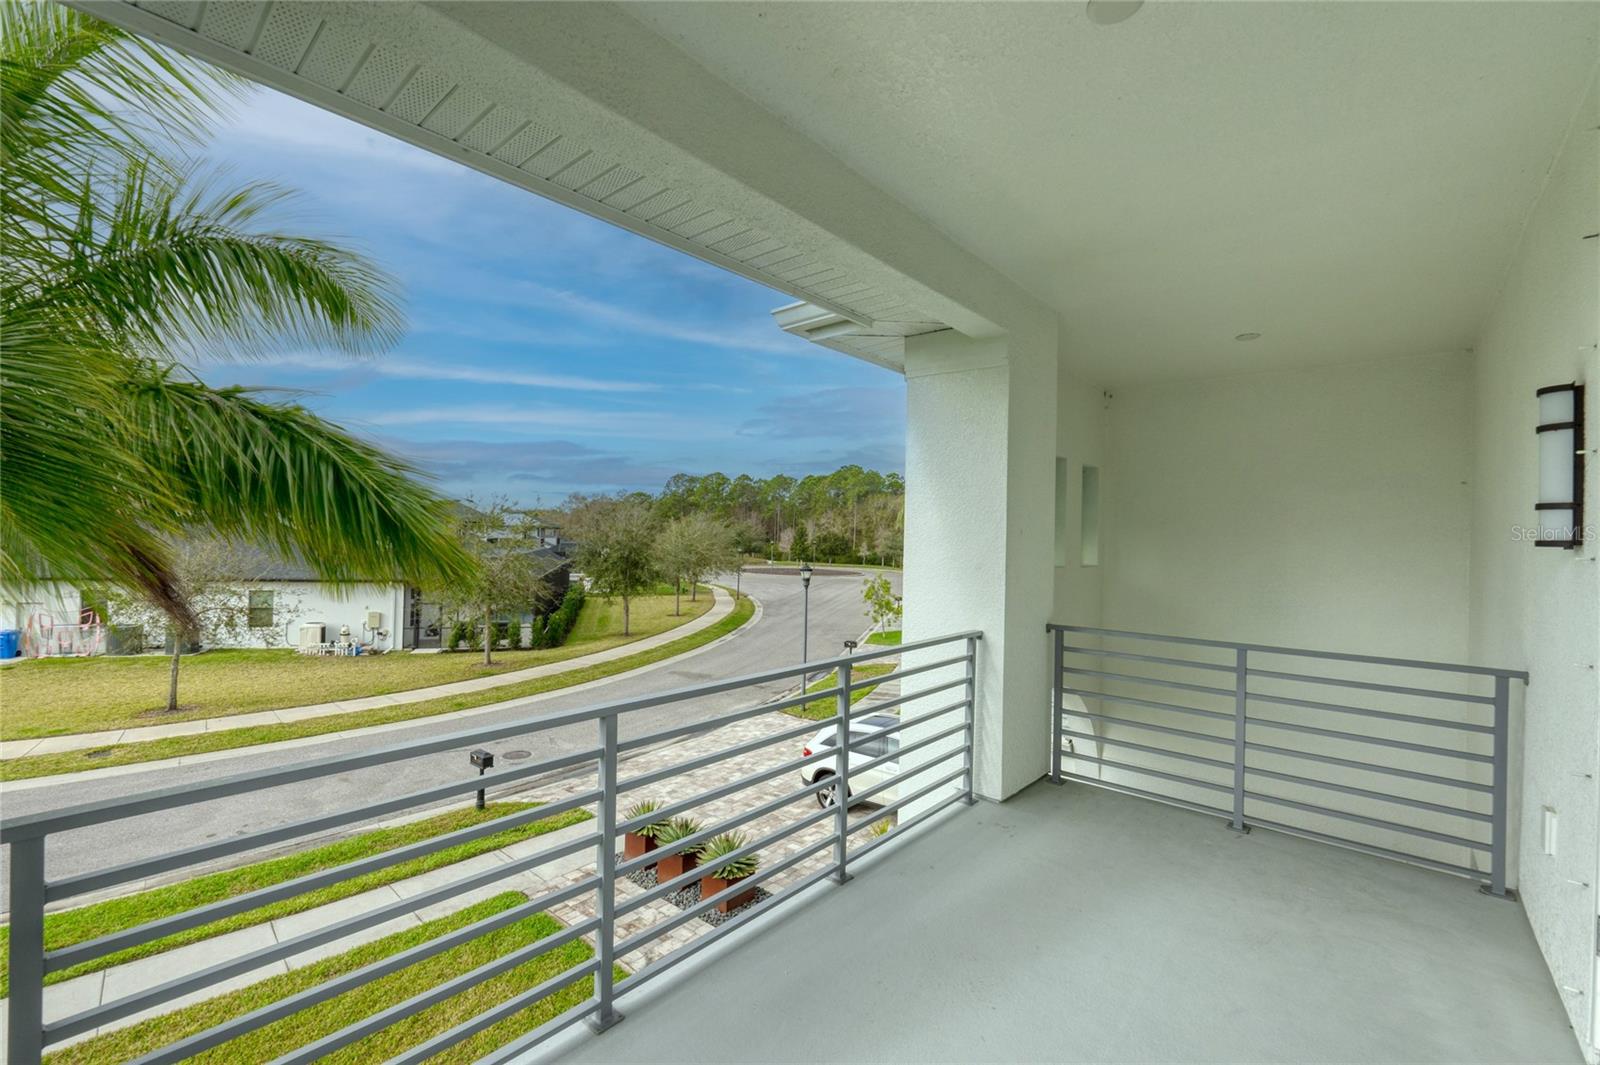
(625, 2, 1599, 384)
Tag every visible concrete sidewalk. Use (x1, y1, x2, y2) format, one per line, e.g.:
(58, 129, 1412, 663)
(0, 589, 734, 761)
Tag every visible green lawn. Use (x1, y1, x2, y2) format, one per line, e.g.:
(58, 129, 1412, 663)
(0, 595, 756, 781)
(0, 590, 713, 740)
(866, 630, 901, 646)
(44, 892, 625, 1065)
(0, 802, 589, 996)
(787, 662, 898, 720)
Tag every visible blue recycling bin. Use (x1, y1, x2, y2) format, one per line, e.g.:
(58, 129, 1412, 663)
(0, 630, 19, 659)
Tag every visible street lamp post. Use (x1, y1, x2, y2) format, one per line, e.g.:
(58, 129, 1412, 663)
(799, 562, 813, 680)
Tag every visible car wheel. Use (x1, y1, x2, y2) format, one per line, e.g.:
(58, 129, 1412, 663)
(815, 772, 849, 809)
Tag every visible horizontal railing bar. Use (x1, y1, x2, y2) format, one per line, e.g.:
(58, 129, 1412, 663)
(1061, 708, 1234, 747)
(851, 675, 969, 715)
(48, 795, 599, 971)
(615, 835, 835, 957)
(1060, 644, 1237, 673)
(848, 720, 968, 779)
(1, 632, 984, 842)
(1048, 623, 1528, 681)
(1059, 773, 1235, 821)
(842, 630, 984, 665)
(1244, 815, 1488, 881)
(845, 768, 968, 835)
(619, 717, 822, 795)
(616, 688, 825, 752)
(843, 698, 966, 746)
(1063, 687, 1233, 722)
(1244, 791, 1490, 849)
(1247, 667, 1497, 706)
(45, 844, 602, 1040)
(1062, 665, 1237, 699)
(46, 752, 602, 903)
(618, 804, 835, 910)
(1244, 740, 1493, 793)
(616, 746, 839, 829)
(1243, 764, 1492, 823)
(849, 653, 968, 692)
(622, 864, 836, 996)
(1246, 690, 1494, 734)
(848, 790, 970, 865)
(846, 753, 968, 808)
(376, 958, 601, 1065)
(269, 921, 601, 1065)
(1062, 753, 1233, 795)
(128, 881, 598, 1065)
(1244, 716, 1493, 763)
(1059, 729, 1236, 772)
(461, 995, 602, 1065)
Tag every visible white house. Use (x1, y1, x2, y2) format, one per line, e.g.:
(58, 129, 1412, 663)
(15, 3, 1597, 1063)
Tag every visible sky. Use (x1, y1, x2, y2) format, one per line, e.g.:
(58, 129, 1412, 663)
(194, 85, 906, 508)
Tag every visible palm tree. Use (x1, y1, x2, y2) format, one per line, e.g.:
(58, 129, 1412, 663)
(1, 2, 472, 629)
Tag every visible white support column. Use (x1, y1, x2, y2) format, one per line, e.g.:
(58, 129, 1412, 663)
(902, 324, 1058, 801)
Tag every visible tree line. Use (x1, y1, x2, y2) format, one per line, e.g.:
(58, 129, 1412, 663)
(565, 464, 905, 567)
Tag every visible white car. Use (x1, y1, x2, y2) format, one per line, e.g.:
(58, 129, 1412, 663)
(799, 712, 900, 808)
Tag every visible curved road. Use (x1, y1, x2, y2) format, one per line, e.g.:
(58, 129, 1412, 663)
(1, 568, 896, 887)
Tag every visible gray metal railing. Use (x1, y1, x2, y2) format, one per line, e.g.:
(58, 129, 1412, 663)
(1047, 623, 1526, 895)
(1, 631, 980, 1064)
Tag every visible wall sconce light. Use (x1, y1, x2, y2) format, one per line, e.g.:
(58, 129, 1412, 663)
(1535, 382, 1585, 548)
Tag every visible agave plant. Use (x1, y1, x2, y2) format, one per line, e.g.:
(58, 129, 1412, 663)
(652, 816, 704, 847)
(622, 799, 668, 839)
(696, 831, 759, 880)
(867, 817, 893, 838)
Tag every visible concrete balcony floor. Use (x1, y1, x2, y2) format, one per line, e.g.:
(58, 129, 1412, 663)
(536, 781, 1577, 1064)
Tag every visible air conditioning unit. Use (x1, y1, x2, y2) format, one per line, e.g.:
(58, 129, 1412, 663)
(366, 611, 383, 629)
(298, 623, 326, 648)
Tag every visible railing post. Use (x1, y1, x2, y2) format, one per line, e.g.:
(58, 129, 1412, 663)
(1487, 674, 1511, 897)
(962, 635, 978, 804)
(8, 835, 46, 1065)
(832, 659, 853, 884)
(1049, 627, 1064, 785)
(1230, 647, 1249, 833)
(589, 714, 622, 1032)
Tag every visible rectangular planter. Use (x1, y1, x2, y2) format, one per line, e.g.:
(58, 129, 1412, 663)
(656, 849, 698, 883)
(623, 832, 658, 864)
(700, 873, 758, 914)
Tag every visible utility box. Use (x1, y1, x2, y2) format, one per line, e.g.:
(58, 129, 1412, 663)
(299, 623, 326, 648)
(366, 611, 383, 629)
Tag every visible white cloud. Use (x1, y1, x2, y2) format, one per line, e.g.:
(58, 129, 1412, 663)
(236, 352, 655, 393)
(360, 404, 732, 440)
(514, 281, 812, 358)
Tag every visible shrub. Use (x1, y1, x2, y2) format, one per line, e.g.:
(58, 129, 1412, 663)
(540, 585, 586, 648)
(449, 619, 472, 651)
(696, 831, 758, 879)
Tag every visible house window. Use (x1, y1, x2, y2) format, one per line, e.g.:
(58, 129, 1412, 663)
(248, 590, 274, 628)
(1080, 465, 1101, 567)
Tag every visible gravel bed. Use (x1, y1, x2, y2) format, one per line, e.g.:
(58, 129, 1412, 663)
(621, 858, 771, 926)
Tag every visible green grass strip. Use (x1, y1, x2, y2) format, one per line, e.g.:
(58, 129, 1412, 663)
(865, 630, 902, 646)
(44, 892, 625, 1065)
(2, 594, 756, 782)
(787, 662, 898, 720)
(0, 802, 589, 997)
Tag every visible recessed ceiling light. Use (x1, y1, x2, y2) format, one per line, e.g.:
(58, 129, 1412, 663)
(1086, 1, 1143, 26)
(1235, 332, 1262, 342)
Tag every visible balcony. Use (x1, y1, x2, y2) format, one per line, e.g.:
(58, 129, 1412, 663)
(539, 780, 1575, 1064)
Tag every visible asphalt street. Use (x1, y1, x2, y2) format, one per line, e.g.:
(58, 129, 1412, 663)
(0, 568, 897, 890)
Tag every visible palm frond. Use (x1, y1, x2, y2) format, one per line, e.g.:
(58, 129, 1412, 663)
(11, 163, 403, 358)
(124, 368, 474, 589)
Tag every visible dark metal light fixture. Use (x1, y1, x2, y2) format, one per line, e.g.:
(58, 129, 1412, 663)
(799, 562, 813, 680)
(1535, 382, 1585, 548)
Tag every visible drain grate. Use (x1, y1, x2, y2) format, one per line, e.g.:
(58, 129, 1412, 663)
(503, 749, 532, 761)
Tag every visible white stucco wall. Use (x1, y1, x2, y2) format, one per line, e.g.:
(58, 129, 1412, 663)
(233, 582, 408, 651)
(1101, 352, 1474, 658)
(1467, 74, 1600, 1054)
(1053, 372, 1109, 627)
(0, 583, 82, 632)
